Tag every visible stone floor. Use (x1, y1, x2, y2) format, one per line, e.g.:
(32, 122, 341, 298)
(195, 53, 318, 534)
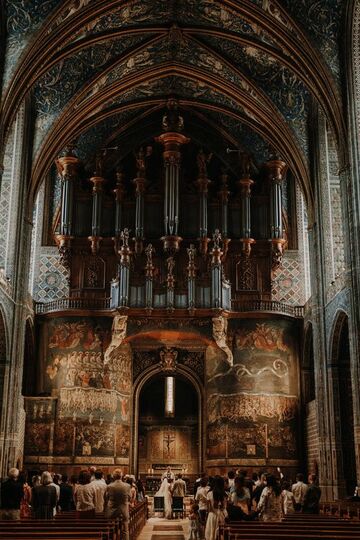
(137, 517, 189, 540)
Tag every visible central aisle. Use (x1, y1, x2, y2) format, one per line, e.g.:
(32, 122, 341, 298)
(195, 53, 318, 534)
(137, 517, 189, 540)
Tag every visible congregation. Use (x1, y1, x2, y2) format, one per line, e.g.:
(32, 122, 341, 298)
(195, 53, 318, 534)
(0, 467, 142, 540)
(188, 470, 321, 540)
(0, 466, 323, 540)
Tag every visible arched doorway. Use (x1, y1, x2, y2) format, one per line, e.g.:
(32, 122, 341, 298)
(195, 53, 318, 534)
(138, 374, 199, 476)
(330, 312, 356, 496)
(132, 359, 204, 478)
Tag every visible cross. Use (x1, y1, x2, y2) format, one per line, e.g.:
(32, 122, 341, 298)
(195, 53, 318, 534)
(164, 431, 175, 454)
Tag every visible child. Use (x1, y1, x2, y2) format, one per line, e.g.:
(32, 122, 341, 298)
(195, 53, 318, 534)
(281, 480, 295, 515)
(188, 502, 202, 540)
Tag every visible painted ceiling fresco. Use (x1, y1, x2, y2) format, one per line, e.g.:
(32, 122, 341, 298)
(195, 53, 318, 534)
(1, 0, 346, 193)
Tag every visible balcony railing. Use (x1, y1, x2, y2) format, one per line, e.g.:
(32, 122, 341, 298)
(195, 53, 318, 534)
(35, 296, 304, 318)
(35, 297, 111, 314)
(231, 299, 304, 318)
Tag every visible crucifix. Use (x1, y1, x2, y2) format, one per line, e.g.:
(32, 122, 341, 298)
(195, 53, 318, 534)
(164, 430, 175, 455)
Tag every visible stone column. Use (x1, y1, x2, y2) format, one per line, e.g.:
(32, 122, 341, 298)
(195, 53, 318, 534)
(0, 97, 34, 477)
(308, 104, 341, 500)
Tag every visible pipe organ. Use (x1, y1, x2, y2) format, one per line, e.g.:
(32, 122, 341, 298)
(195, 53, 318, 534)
(54, 102, 291, 311)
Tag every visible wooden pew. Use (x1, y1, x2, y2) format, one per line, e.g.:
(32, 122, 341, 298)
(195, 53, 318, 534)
(0, 499, 148, 540)
(222, 516, 360, 540)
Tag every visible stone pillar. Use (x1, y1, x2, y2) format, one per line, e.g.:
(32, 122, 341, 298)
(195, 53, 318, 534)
(308, 104, 342, 500)
(0, 98, 34, 477)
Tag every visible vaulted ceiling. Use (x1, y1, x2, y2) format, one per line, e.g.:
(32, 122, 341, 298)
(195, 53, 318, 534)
(0, 0, 347, 210)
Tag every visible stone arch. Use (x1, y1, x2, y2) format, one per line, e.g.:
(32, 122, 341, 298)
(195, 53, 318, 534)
(131, 360, 205, 476)
(329, 310, 356, 496)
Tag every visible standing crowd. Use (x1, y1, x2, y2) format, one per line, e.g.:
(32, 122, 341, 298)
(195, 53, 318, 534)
(0, 466, 145, 540)
(189, 470, 321, 540)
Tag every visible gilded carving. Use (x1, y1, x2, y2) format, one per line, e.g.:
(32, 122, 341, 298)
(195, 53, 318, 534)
(160, 347, 178, 371)
(104, 315, 128, 364)
(212, 316, 233, 366)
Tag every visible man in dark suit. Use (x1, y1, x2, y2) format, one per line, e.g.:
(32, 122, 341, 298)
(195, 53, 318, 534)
(104, 469, 131, 540)
(0, 468, 23, 520)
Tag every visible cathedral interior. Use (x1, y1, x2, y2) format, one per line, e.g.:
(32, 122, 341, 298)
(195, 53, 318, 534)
(0, 0, 359, 501)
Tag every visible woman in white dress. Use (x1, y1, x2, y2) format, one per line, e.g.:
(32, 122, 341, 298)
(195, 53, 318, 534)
(205, 476, 227, 540)
(155, 478, 173, 519)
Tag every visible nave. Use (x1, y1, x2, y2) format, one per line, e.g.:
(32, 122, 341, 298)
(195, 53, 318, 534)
(137, 517, 189, 540)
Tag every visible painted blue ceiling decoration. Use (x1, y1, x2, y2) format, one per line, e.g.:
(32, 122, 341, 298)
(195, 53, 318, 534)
(196, 108, 273, 165)
(1, 0, 347, 205)
(33, 31, 302, 157)
(74, 106, 152, 163)
(4, 0, 63, 84)
(32, 34, 151, 151)
(73, 105, 269, 178)
(278, 0, 344, 80)
(198, 35, 310, 155)
(69, 0, 280, 51)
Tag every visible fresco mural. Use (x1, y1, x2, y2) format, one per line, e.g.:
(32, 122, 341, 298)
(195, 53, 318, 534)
(206, 319, 300, 464)
(24, 398, 56, 456)
(24, 317, 132, 466)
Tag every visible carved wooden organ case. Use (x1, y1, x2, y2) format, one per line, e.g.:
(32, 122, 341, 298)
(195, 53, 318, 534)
(54, 102, 294, 311)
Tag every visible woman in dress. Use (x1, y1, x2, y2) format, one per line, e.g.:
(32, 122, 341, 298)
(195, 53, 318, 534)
(19, 471, 32, 518)
(155, 477, 173, 519)
(257, 474, 282, 521)
(32, 471, 57, 519)
(205, 476, 227, 540)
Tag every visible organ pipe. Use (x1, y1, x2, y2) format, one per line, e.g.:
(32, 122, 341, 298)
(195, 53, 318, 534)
(265, 159, 287, 269)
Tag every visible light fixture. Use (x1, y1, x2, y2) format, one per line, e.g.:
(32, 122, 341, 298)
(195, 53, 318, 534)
(165, 376, 175, 417)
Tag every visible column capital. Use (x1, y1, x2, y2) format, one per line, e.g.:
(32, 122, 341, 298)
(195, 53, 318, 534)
(264, 159, 287, 184)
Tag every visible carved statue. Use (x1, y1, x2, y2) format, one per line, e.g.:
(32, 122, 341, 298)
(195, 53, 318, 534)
(104, 315, 128, 364)
(162, 98, 184, 132)
(160, 346, 178, 371)
(145, 243, 155, 265)
(212, 315, 233, 366)
(187, 244, 196, 265)
(197, 148, 213, 177)
(167, 256, 175, 276)
(134, 147, 146, 177)
(212, 229, 222, 249)
(120, 228, 130, 247)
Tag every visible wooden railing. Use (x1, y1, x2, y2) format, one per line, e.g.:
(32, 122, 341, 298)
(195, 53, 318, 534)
(35, 297, 304, 318)
(231, 299, 304, 318)
(35, 297, 111, 313)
